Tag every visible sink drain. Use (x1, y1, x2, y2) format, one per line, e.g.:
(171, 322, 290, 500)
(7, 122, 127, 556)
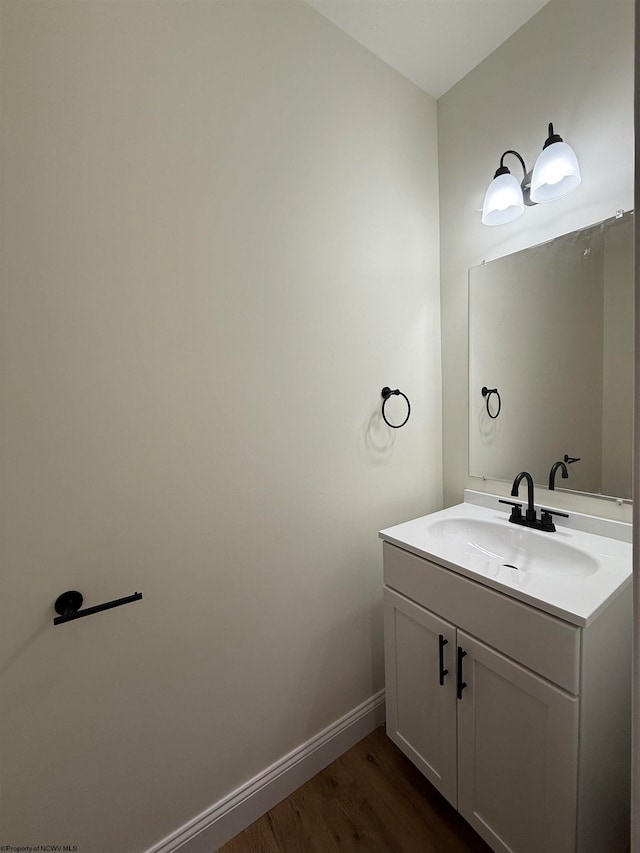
(503, 563, 519, 571)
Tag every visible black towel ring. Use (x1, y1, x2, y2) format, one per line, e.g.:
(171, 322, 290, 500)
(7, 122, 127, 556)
(381, 387, 411, 429)
(482, 386, 501, 419)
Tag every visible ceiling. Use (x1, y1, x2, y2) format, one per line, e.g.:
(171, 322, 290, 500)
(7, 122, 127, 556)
(304, 0, 551, 99)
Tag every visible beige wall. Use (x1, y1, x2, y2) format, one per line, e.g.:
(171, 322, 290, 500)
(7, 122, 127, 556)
(439, 0, 634, 518)
(0, 2, 441, 851)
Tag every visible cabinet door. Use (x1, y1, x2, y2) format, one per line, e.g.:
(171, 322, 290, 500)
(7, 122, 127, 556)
(384, 587, 457, 806)
(456, 631, 579, 853)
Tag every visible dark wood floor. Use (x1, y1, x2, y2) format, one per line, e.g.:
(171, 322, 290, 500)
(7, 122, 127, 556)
(219, 726, 492, 852)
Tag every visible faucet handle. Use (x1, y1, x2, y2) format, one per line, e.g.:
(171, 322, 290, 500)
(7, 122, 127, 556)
(539, 507, 569, 532)
(498, 499, 523, 522)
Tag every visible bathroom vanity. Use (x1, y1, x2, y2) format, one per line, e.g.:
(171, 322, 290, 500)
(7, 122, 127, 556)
(380, 491, 632, 853)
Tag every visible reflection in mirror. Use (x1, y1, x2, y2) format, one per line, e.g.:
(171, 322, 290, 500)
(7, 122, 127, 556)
(469, 211, 633, 501)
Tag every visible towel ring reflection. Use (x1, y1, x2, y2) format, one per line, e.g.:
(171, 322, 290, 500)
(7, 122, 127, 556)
(482, 386, 501, 419)
(381, 387, 411, 429)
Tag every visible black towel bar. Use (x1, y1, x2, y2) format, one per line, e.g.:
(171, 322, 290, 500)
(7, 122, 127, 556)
(53, 590, 143, 626)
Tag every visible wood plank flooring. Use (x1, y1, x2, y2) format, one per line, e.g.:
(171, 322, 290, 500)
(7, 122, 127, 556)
(219, 726, 492, 852)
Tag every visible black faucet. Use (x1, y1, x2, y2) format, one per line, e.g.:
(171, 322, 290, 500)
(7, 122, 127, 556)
(499, 469, 569, 532)
(548, 460, 569, 490)
(511, 471, 537, 524)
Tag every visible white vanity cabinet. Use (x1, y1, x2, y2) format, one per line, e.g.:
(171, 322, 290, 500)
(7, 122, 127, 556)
(383, 541, 631, 853)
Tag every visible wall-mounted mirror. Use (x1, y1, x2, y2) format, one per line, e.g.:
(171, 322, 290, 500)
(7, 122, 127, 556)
(469, 211, 633, 501)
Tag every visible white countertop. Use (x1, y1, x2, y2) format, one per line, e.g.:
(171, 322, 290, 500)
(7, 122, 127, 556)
(379, 491, 632, 627)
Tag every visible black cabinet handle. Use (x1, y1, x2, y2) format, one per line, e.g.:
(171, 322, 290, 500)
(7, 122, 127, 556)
(457, 647, 467, 699)
(438, 634, 449, 685)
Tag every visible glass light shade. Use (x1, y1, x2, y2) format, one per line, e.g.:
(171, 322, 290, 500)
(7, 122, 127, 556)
(530, 141, 581, 203)
(481, 172, 524, 226)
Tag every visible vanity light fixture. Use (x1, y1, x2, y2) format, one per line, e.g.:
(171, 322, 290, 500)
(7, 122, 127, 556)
(482, 123, 581, 226)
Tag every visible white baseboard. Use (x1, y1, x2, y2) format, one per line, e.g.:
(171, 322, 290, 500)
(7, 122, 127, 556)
(146, 690, 386, 853)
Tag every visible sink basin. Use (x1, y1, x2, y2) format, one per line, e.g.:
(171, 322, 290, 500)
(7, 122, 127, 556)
(380, 493, 632, 626)
(426, 517, 598, 577)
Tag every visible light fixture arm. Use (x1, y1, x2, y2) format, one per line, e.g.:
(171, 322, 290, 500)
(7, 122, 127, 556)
(496, 149, 528, 180)
(542, 122, 563, 150)
(495, 149, 535, 206)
